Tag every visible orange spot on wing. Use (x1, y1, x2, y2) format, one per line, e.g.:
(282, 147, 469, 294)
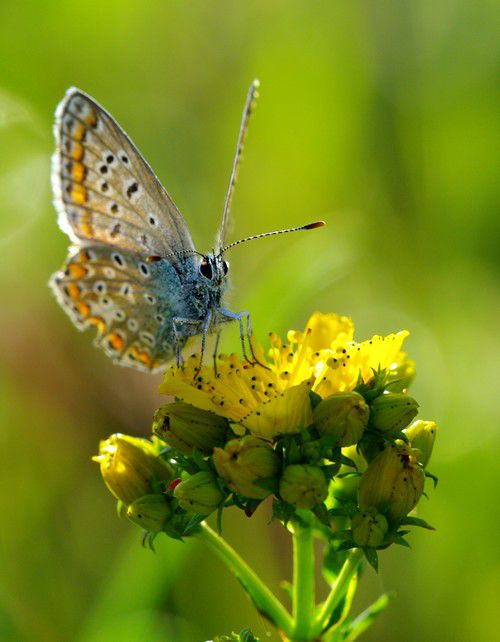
(67, 282, 81, 299)
(77, 249, 90, 262)
(73, 122, 85, 141)
(68, 263, 87, 279)
(71, 142, 84, 161)
(89, 315, 106, 334)
(71, 183, 87, 204)
(75, 301, 91, 319)
(129, 345, 152, 367)
(84, 110, 97, 127)
(107, 332, 125, 353)
(71, 162, 86, 182)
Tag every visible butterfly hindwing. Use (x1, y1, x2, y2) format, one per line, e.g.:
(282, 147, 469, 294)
(50, 245, 187, 372)
(52, 88, 195, 260)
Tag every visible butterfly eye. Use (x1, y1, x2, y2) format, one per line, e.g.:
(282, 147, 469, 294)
(222, 260, 229, 275)
(199, 258, 213, 280)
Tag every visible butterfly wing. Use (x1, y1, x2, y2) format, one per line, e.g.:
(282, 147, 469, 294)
(50, 88, 201, 371)
(50, 245, 191, 372)
(52, 87, 195, 259)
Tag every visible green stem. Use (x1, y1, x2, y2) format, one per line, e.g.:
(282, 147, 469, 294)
(310, 549, 363, 639)
(291, 521, 315, 640)
(196, 522, 294, 637)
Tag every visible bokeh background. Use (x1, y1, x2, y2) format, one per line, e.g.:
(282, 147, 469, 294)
(1, 1, 499, 641)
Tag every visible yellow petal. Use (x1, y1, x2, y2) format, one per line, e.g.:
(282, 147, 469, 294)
(241, 381, 313, 439)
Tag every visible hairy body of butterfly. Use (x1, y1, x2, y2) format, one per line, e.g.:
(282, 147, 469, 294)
(50, 84, 324, 372)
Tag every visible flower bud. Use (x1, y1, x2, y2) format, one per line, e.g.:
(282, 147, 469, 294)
(370, 392, 419, 436)
(351, 508, 388, 547)
(93, 434, 174, 505)
(313, 392, 369, 446)
(126, 494, 172, 532)
(279, 464, 328, 509)
(213, 436, 280, 499)
(174, 471, 224, 515)
(386, 463, 425, 523)
(404, 420, 438, 467)
(387, 360, 416, 392)
(358, 444, 425, 522)
(329, 473, 361, 503)
(153, 401, 229, 455)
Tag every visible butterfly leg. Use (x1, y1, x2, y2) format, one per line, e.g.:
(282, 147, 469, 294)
(198, 309, 213, 374)
(212, 329, 222, 375)
(217, 309, 268, 368)
(172, 316, 202, 367)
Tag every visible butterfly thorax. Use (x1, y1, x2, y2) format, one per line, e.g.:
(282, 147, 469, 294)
(188, 252, 229, 319)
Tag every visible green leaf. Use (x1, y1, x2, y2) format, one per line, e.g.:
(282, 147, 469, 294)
(425, 470, 439, 487)
(330, 529, 352, 541)
(344, 593, 392, 641)
(336, 539, 357, 552)
(312, 502, 331, 526)
(238, 628, 259, 641)
(363, 547, 378, 572)
(393, 534, 411, 548)
(400, 516, 436, 530)
(309, 389, 322, 409)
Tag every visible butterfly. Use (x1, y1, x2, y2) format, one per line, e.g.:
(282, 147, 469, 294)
(49, 80, 324, 373)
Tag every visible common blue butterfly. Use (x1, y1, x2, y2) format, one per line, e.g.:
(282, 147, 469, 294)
(49, 81, 324, 372)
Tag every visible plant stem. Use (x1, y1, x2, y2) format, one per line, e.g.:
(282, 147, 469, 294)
(291, 521, 315, 640)
(310, 549, 364, 639)
(196, 522, 294, 637)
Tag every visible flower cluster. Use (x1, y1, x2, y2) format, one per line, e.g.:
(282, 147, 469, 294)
(95, 312, 437, 562)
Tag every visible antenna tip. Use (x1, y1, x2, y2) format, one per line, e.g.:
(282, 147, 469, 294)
(252, 78, 260, 88)
(304, 220, 326, 230)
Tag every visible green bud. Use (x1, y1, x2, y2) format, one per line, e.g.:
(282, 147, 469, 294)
(386, 463, 425, 523)
(329, 473, 361, 503)
(358, 444, 425, 522)
(126, 494, 172, 532)
(404, 420, 438, 467)
(174, 471, 224, 515)
(93, 434, 174, 505)
(370, 392, 419, 436)
(386, 360, 416, 392)
(279, 464, 328, 509)
(313, 392, 369, 446)
(153, 401, 229, 455)
(351, 508, 388, 547)
(213, 436, 281, 500)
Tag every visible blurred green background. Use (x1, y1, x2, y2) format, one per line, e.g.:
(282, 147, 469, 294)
(0, 1, 499, 641)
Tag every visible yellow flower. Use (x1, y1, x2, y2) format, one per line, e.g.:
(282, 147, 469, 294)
(159, 312, 411, 439)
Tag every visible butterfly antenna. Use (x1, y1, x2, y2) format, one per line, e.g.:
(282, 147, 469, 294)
(147, 249, 205, 263)
(217, 79, 260, 252)
(219, 220, 326, 254)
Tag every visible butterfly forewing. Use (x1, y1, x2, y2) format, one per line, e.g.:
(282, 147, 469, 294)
(53, 88, 195, 259)
(50, 245, 187, 372)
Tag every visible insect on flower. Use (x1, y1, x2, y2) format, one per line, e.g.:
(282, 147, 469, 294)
(49, 80, 325, 372)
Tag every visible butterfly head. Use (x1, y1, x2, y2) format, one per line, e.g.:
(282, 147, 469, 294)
(199, 253, 229, 286)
